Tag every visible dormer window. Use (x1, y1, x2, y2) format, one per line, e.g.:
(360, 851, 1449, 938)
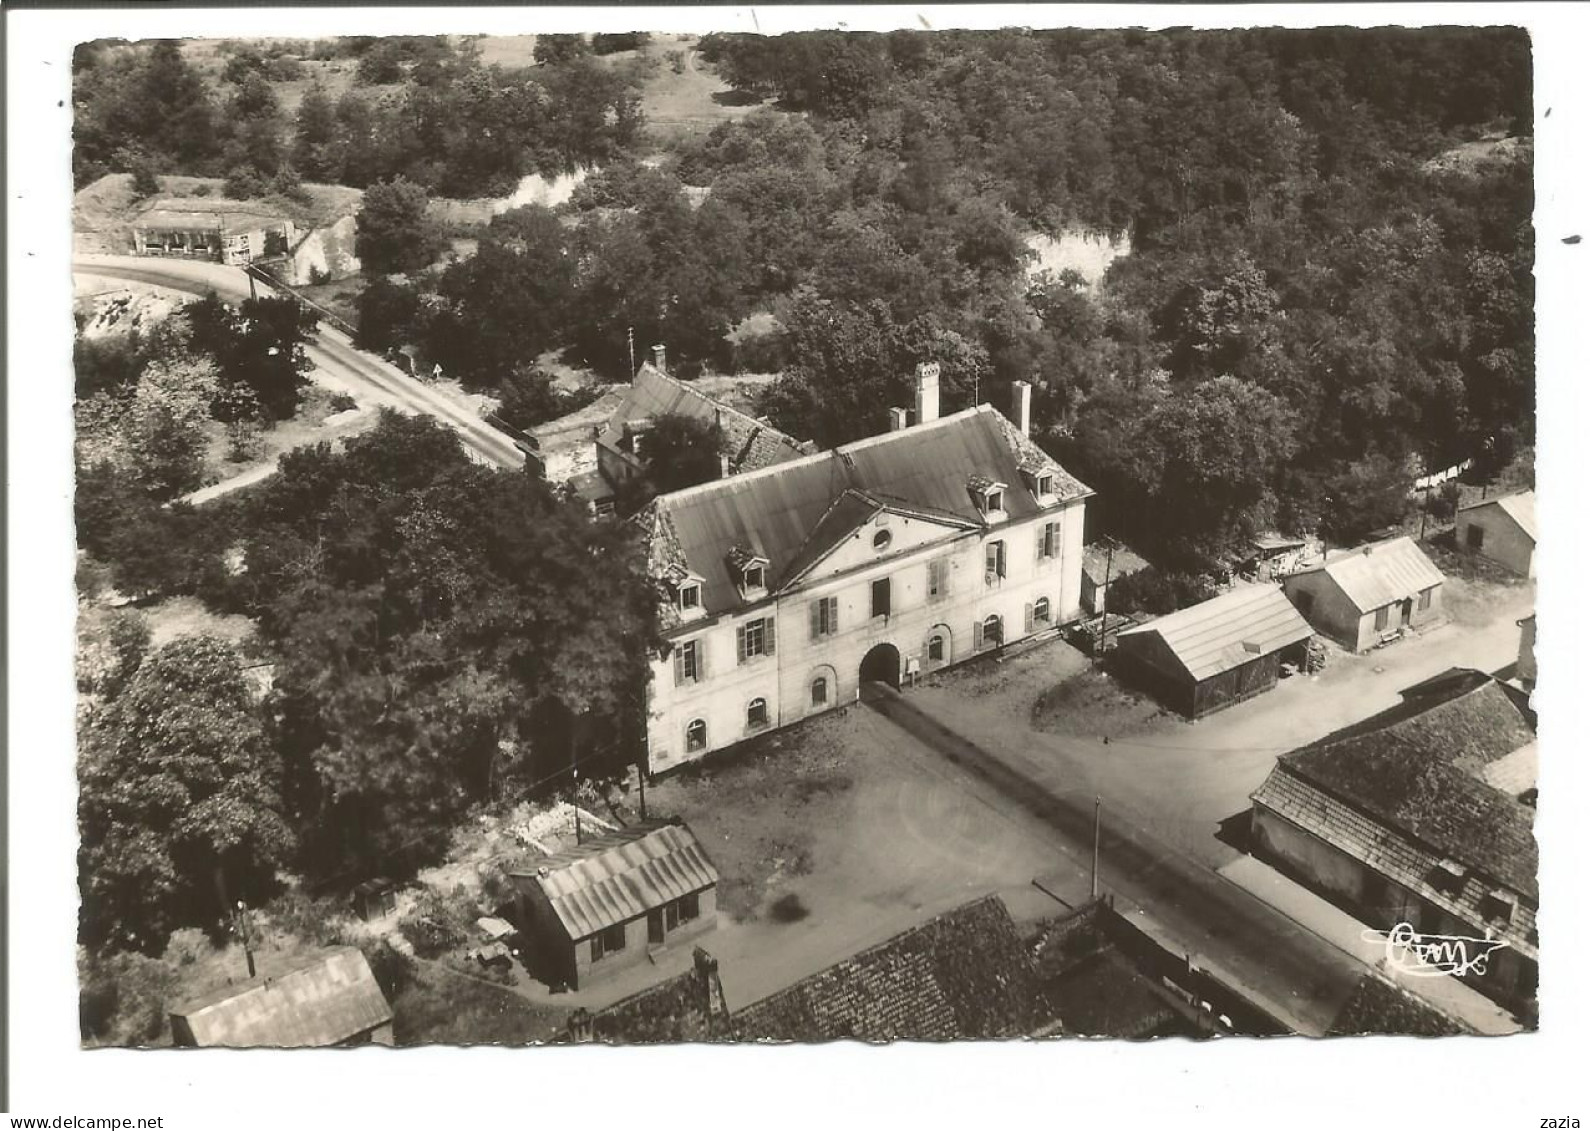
(1037, 474, 1053, 497)
(729, 546, 770, 598)
(679, 583, 700, 612)
(968, 475, 1008, 520)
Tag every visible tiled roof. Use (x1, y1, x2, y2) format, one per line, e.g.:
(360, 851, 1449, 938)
(734, 895, 1044, 1042)
(169, 946, 392, 1048)
(1295, 536, 1444, 613)
(1081, 542, 1150, 587)
(598, 365, 808, 475)
(646, 407, 1091, 616)
(1256, 677, 1537, 907)
(1116, 584, 1313, 681)
(1478, 741, 1537, 797)
(509, 820, 719, 941)
(1459, 489, 1537, 542)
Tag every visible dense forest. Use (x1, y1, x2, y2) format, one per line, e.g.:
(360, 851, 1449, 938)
(74, 27, 1534, 961)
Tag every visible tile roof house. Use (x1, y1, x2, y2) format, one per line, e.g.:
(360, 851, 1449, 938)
(640, 372, 1092, 771)
(168, 946, 394, 1048)
(584, 357, 812, 512)
(1112, 585, 1313, 718)
(1456, 489, 1537, 577)
(508, 819, 719, 991)
(1282, 536, 1445, 652)
(1079, 541, 1150, 615)
(581, 895, 1052, 1044)
(1250, 673, 1539, 1016)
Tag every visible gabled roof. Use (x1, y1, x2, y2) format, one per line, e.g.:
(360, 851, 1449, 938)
(169, 946, 392, 1048)
(597, 365, 808, 475)
(734, 895, 1045, 1042)
(510, 820, 719, 942)
(641, 407, 1091, 616)
(1460, 489, 1537, 542)
(1258, 677, 1537, 901)
(1116, 584, 1312, 681)
(1291, 536, 1444, 613)
(1081, 542, 1150, 587)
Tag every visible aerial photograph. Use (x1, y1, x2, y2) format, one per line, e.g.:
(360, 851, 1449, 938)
(67, 24, 1537, 1049)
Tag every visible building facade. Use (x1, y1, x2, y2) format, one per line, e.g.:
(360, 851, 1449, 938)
(509, 820, 719, 992)
(132, 199, 296, 266)
(1455, 490, 1536, 578)
(1281, 536, 1444, 652)
(640, 379, 1091, 772)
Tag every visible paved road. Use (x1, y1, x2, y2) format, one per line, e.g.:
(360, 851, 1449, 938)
(864, 683, 1373, 1035)
(72, 255, 526, 471)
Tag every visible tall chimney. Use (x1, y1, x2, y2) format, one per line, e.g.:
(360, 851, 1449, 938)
(651, 344, 667, 373)
(889, 407, 910, 432)
(915, 362, 940, 425)
(1012, 380, 1032, 438)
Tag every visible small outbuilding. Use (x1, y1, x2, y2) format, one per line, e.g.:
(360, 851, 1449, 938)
(1113, 585, 1313, 718)
(1281, 536, 1445, 652)
(168, 946, 393, 1048)
(509, 819, 719, 991)
(132, 198, 295, 266)
(1455, 489, 1536, 577)
(1080, 541, 1150, 615)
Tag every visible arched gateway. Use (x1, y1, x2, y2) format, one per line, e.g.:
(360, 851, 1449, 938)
(859, 642, 902, 690)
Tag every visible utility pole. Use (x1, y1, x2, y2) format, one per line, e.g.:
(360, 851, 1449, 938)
(638, 763, 648, 821)
(1091, 796, 1102, 900)
(233, 900, 257, 979)
(627, 326, 635, 378)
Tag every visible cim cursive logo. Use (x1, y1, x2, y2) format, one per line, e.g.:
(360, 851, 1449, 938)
(1360, 922, 1509, 978)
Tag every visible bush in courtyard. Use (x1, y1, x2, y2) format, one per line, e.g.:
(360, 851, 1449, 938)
(1107, 566, 1219, 617)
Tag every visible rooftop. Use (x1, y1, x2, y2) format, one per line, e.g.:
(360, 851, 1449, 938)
(136, 197, 292, 236)
(1296, 536, 1445, 613)
(1460, 489, 1537, 541)
(1081, 541, 1151, 586)
(640, 406, 1091, 617)
(509, 819, 719, 942)
(168, 946, 392, 1048)
(598, 364, 811, 476)
(1116, 584, 1313, 681)
(1257, 675, 1537, 902)
(734, 895, 1045, 1042)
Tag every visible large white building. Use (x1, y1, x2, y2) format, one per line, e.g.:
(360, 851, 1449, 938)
(637, 370, 1093, 772)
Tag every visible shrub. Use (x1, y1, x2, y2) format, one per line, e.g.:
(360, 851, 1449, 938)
(398, 886, 474, 959)
(1107, 566, 1219, 617)
(329, 392, 359, 413)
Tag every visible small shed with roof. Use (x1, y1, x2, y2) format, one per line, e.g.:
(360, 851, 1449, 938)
(168, 946, 393, 1048)
(509, 819, 719, 991)
(132, 198, 295, 266)
(1113, 585, 1313, 718)
(1281, 536, 1445, 652)
(1455, 489, 1536, 577)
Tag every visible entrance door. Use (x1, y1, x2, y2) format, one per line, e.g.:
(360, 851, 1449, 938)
(1400, 598, 1413, 627)
(859, 642, 901, 689)
(648, 910, 664, 946)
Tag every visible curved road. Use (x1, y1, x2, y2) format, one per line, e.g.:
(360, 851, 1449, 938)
(73, 255, 526, 471)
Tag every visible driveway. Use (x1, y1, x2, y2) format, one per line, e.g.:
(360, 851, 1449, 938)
(909, 584, 1535, 867)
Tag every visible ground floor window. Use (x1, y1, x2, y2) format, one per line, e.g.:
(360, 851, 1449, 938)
(1034, 597, 1052, 623)
(1375, 605, 1390, 632)
(679, 892, 700, 923)
(811, 677, 828, 707)
(592, 922, 627, 961)
(747, 697, 769, 730)
(1466, 525, 1485, 550)
(1418, 586, 1433, 611)
(686, 719, 707, 752)
(982, 614, 1003, 648)
(928, 634, 946, 661)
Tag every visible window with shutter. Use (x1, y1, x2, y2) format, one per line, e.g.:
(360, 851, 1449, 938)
(765, 616, 776, 655)
(674, 649, 686, 686)
(1024, 603, 1034, 633)
(810, 600, 822, 641)
(737, 623, 748, 664)
(973, 619, 984, 652)
(928, 557, 949, 601)
(827, 597, 837, 634)
(872, 577, 891, 618)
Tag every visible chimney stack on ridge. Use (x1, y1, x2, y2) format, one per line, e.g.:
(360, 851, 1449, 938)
(915, 362, 941, 425)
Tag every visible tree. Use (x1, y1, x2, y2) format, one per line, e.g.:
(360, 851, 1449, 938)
(534, 33, 590, 66)
(639, 414, 722, 496)
(292, 83, 341, 182)
(123, 355, 220, 499)
(79, 635, 295, 953)
(356, 177, 446, 276)
(184, 294, 318, 421)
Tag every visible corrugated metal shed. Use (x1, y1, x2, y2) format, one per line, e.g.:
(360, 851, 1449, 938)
(1460, 489, 1537, 542)
(169, 946, 392, 1048)
(651, 407, 1092, 615)
(1117, 585, 1312, 681)
(1301, 536, 1444, 613)
(515, 820, 719, 942)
